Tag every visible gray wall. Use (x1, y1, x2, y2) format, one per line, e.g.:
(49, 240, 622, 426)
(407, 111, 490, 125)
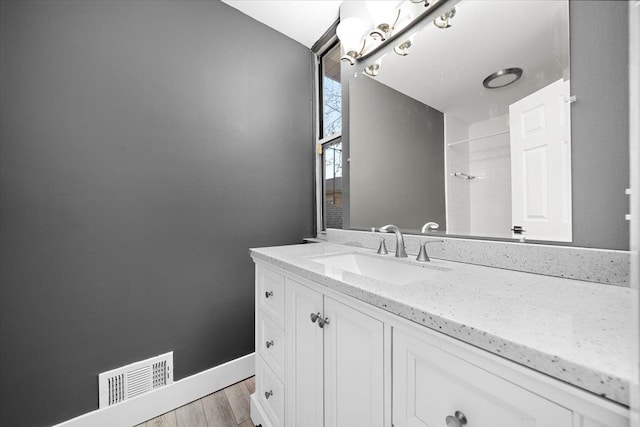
(349, 76, 446, 230)
(570, 0, 629, 249)
(342, 0, 629, 250)
(0, 1, 313, 426)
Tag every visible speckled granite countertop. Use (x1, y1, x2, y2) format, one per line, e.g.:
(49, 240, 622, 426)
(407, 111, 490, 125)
(250, 242, 635, 406)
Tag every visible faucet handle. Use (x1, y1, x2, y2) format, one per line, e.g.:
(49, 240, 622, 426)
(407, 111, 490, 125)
(376, 236, 389, 255)
(418, 222, 439, 261)
(416, 242, 431, 262)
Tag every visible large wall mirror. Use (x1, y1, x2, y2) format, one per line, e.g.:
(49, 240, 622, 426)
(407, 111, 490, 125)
(341, 0, 630, 250)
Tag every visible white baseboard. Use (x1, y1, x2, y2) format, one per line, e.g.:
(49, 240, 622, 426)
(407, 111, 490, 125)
(53, 353, 255, 427)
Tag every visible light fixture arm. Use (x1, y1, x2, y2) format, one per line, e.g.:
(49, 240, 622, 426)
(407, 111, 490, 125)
(336, 0, 444, 64)
(370, 9, 403, 41)
(340, 39, 368, 65)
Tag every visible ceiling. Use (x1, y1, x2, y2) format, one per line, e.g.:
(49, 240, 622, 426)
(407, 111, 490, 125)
(221, 0, 341, 48)
(373, 0, 569, 124)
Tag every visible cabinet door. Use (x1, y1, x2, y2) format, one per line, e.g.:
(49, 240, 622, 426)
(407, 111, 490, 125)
(286, 279, 324, 427)
(323, 296, 384, 427)
(393, 328, 572, 427)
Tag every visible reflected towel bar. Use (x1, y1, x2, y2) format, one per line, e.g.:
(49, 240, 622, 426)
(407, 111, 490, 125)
(451, 172, 476, 180)
(447, 130, 510, 147)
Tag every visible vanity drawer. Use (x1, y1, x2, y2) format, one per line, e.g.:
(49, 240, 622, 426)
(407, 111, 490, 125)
(393, 327, 572, 427)
(256, 355, 285, 427)
(257, 311, 285, 379)
(257, 266, 285, 328)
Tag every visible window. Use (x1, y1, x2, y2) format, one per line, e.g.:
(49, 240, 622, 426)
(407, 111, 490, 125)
(316, 37, 342, 232)
(320, 42, 342, 139)
(323, 140, 342, 229)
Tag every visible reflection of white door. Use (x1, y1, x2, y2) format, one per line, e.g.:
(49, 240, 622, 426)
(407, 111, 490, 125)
(509, 78, 571, 242)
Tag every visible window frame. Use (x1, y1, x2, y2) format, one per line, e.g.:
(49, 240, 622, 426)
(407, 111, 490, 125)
(312, 23, 342, 235)
(320, 136, 343, 231)
(319, 40, 342, 142)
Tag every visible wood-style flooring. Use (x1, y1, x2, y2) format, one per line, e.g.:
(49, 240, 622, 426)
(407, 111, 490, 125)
(134, 376, 255, 427)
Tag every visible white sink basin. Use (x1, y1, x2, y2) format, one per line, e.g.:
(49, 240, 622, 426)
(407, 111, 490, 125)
(310, 253, 429, 285)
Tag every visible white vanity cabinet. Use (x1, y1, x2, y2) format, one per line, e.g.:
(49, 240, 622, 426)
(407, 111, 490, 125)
(250, 255, 630, 427)
(286, 277, 384, 427)
(252, 262, 385, 427)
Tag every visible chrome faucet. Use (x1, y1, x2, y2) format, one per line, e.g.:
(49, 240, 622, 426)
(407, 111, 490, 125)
(421, 222, 439, 233)
(379, 224, 407, 258)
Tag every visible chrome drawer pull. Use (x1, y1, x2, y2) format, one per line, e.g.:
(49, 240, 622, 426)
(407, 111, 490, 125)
(265, 291, 273, 298)
(445, 411, 467, 427)
(265, 340, 274, 348)
(310, 312, 321, 323)
(265, 390, 273, 399)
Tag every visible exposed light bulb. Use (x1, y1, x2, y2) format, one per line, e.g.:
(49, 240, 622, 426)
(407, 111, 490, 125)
(336, 17, 370, 64)
(366, 1, 403, 24)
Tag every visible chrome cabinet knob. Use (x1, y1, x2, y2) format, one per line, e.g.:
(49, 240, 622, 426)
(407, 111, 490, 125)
(265, 340, 274, 348)
(310, 312, 321, 323)
(317, 316, 330, 328)
(265, 390, 273, 399)
(265, 291, 273, 299)
(445, 411, 467, 427)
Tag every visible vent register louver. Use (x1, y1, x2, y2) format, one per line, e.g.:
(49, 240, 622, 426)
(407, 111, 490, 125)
(98, 352, 173, 408)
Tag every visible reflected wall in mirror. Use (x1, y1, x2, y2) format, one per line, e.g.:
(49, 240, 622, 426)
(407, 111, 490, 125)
(349, 75, 446, 231)
(343, 0, 630, 249)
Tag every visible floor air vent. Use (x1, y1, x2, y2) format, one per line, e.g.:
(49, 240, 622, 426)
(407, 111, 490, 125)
(99, 352, 173, 408)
